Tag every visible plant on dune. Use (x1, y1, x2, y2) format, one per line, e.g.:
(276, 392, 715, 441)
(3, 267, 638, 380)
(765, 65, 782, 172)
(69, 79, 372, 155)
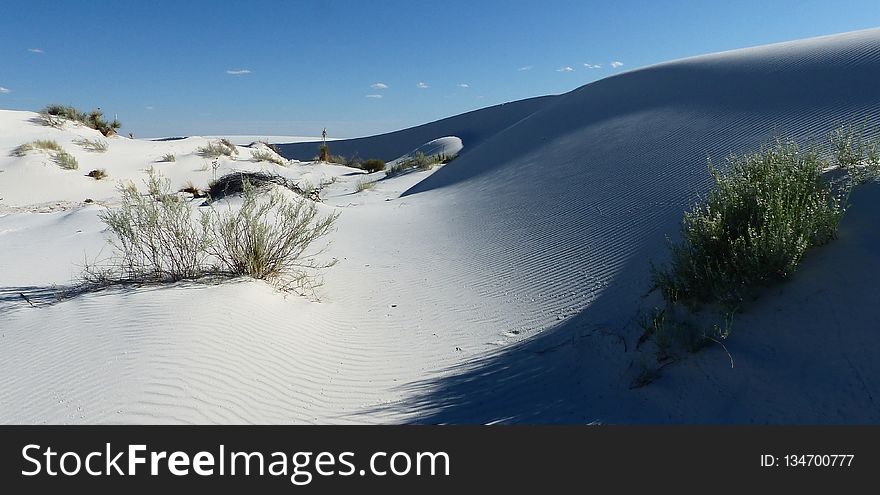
(251, 148, 286, 166)
(360, 158, 386, 173)
(97, 170, 213, 282)
(92, 170, 337, 294)
(73, 137, 109, 152)
(355, 178, 376, 192)
(52, 150, 79, 170)
(197, 139, 239, 159)
(385, 152, 448, 178)
(158, 153, 176, 162)
(653, 138, 843, 307)
(39, 105, 121, 136)
(209, 181, 338, 291)
(11, 139, 63, 156)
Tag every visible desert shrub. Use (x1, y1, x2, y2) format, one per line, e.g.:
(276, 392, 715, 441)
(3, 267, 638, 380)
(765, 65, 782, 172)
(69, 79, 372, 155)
(87, 110, 121, 136)
(251, 148, 286, 166)
(198, 139, 238, 159)
(97, 170, 212, 282)
(318, 143, 330, 162)
(209, 182, 338, 288)
(158, 153, 176, 162)
(207, 171, 315, 200)
(41, 105, 120, 136)
(52, 150, 79, 170)
(653, 130, 880, 307)
(385, 152, 446, 177)
(361, 158, 385, 173)
(86, 169, 108, 180)
(43, 104, 88, 123)
(73, 137, 109, 152)
(355, 179, 376, 192)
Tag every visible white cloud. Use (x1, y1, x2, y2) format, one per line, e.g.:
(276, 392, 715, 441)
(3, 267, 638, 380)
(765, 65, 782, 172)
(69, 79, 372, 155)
(226, 69, 252, 75)
(557, 66, 575, 72)
(370, 82, 388, 90)
(517, 65, 534, 71)
(365, 94, 383, 99)
(0, 87, 11, 94)
(584, 63, 602, 69)
(610, 61, 624, 68)
(457, 83, 469, 88)
(145, 105, 155, 110)
(416, 81, 429, 89)
(27, 48, 44, 54)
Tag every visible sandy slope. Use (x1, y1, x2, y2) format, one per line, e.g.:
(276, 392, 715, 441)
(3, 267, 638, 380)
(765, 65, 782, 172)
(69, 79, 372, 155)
(2, 28, 880, 424)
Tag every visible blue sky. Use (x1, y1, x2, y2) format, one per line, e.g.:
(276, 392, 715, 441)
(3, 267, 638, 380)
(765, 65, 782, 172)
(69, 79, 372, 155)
(1, 0, 879, 138)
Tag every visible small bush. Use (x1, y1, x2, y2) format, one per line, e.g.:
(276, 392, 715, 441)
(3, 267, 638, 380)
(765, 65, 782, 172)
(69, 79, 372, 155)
(158, 153, 176, 162)
(361, 158, 385, 173)
(251, 148, 286, 166)
(318, 143, 330, 162)
(385, 152, 446, 177)
(653, 129, 880, 307)
(198, 139, 238, 159)
(653, 139, 841, 306)
(41, 105, 121, 136)
(355, 179, 376, 192)
(53, 150, 79, 170)
(87, 110, 121, 137)
(73, 137, 109, 153)
(209, 182, 338, 288)
(97, 170, 212, 282)
(44, 104, 87, 123)
(86, 169, 108, 180)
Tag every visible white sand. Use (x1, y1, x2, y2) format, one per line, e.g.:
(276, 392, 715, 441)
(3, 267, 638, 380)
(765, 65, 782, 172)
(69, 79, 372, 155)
(1, 28, 879, 424)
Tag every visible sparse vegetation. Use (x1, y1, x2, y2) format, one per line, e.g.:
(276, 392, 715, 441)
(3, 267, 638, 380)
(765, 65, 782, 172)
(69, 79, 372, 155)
(197, 139, 239, 159)
(10, 139, 63, 157)
(53, 151, 79, 170)
(355, 179, 377, 192)
(158, 153, 176, 162)
(91, 170, 336, 293)
(73, 137, 109, 153)
(385, 151, 453, 177)
(86, 169, 108, 180)
(361, 158, 385, 173)
(39, 104, 121, 136)
(209, 181, 338, 290)
(251, 148, 286, 166)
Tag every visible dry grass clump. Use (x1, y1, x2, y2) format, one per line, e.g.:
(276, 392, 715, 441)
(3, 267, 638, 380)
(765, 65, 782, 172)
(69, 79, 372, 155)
(73, 138, 109, 153)
(86, 169, 108, 180)
(198, 139, 239, 159)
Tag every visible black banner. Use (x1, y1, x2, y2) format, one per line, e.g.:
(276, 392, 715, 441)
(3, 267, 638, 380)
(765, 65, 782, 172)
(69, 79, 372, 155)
(0, 426, 876, 492)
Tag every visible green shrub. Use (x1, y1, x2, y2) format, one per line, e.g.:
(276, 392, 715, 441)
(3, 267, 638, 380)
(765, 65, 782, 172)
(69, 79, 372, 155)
(73, 137, 109, 152)
(361, 158, 385, 173)
(652, 130, 880, 307)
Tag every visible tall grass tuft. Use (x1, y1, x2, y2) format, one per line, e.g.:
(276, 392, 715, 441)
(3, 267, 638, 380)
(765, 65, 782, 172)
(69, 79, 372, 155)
(73, 137, 109, 153)
(198, 139, 238, 159)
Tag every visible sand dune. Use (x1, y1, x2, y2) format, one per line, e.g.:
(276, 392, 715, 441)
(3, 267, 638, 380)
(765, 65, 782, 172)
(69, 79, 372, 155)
(2, 28, 880, 424)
